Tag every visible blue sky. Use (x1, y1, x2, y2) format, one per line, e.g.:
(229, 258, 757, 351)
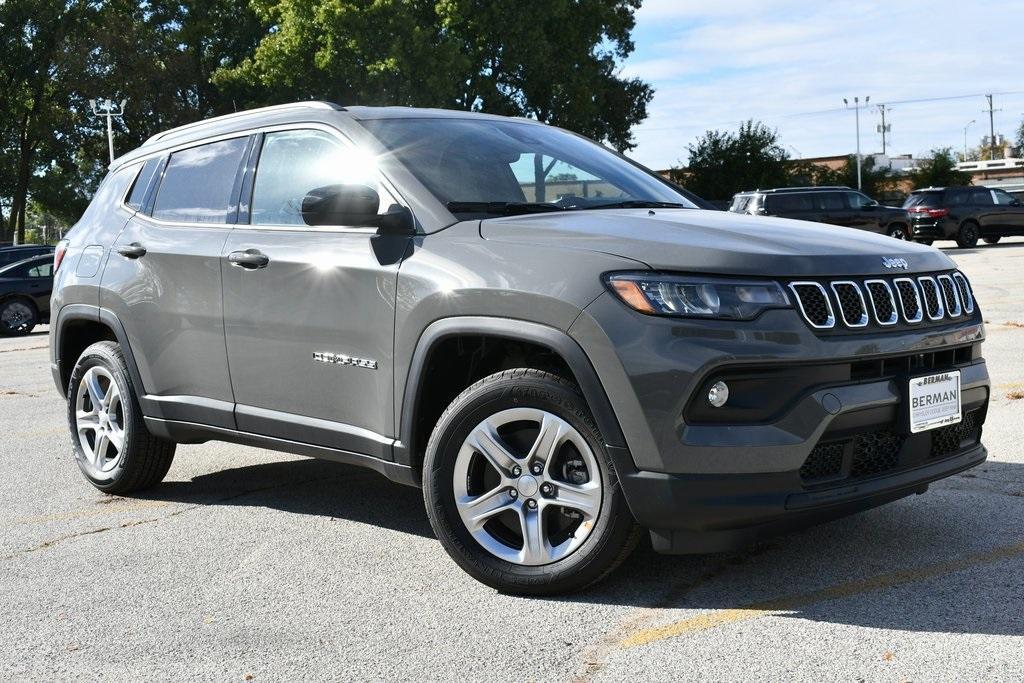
(621, 0, 1024, 170)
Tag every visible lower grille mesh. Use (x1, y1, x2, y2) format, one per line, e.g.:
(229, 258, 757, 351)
(850, 430, 903, 478)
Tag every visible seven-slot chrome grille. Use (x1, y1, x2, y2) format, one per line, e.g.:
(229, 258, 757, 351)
(788, 271, 975, 331)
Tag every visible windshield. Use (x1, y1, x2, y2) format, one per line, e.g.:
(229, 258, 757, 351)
(360, 117, 696, 215)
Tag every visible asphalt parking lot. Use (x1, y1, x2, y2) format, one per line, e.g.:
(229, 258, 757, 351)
(3, 240, 1023, 681)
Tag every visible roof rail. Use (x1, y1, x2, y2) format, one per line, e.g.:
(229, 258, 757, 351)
(144, 101, 344, 145)
(759, 185, 853, 193)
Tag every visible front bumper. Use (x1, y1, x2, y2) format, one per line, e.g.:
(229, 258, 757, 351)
(569, 293, 990, 551)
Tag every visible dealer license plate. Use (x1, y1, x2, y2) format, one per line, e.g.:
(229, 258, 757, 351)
(909, 370, 962, 434)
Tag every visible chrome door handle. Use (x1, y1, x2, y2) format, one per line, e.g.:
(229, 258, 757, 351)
(228, 249, 270, 269)
(116, 243, 147, 259)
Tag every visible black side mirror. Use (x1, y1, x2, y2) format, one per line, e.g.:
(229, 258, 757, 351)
(301, 184, 414, 234)
(1011, 200, 1022, 207)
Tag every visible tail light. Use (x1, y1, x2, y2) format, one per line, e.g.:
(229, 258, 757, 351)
(54, 239, 70, 271)
(908, 207, 949, 219)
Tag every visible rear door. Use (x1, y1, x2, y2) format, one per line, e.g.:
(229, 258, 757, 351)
(221, 127, 412, 459)
(102, 135, 252, 428)
(816, 192, 853, 227)
(765, 193, 816, 221)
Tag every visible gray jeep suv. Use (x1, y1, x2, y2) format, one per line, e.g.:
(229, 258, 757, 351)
(50, 102, 990, 594)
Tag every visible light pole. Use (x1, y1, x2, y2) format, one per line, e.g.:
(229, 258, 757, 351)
(89, 98, 127, 164)
(963, 119, 975, 161)
(844, 96, 870, 190)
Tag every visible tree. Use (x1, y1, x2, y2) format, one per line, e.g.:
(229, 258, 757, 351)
(788, 155, 897, 199)
(1016, 118, 1024, 155)
(213, 0, 652, 151)
(910, 148, 973, 189)
(671, 121, 790, 201)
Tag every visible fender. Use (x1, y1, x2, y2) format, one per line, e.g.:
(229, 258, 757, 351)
(394, 316, 627, 470)
(51, 304, 147, 399)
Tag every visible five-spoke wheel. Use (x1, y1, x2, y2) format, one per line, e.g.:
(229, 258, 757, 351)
(74, 365, 127, 477)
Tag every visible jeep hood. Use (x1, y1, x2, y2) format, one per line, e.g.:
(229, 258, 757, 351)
(479, 209, 953, 277)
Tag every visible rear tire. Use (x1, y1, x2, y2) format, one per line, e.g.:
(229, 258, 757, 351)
(983, 236, 1001, 245)
(0, 298, 38, 336)
(886, 224, 909, 240)
(68, 341, 176, 494)
(423, 368, 640, 595)
(956, 222, 980, 249)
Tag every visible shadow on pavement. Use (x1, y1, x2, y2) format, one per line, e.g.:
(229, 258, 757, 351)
(139, 453, 1024, 636)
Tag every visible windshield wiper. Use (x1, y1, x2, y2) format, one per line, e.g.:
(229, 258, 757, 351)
(446, 201, 565, 216)
(578, 200, 691, 210)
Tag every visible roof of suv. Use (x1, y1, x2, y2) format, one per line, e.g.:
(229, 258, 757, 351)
(119, 101, 542, 170)
(735, 186, 853, 196)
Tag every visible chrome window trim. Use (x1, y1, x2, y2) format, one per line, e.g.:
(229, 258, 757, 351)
(953, 271, 975, 313)
(937, 274, 962, 317)
(917, 276, 946, 320)
(864, 279, 898, 326)
(829, 280, 868, 328)
(892, 277, 924, 324)
(788, 281, 835, 329)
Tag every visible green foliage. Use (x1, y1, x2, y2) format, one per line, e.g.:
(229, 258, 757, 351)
(1016, 118, 1024, 154)
(671, 121, 790, 201)
(1, 0, 650, 241)
(910, 148, 973, 189)
(215, 0, 651, 151)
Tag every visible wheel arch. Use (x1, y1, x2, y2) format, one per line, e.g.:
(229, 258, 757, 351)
(52, 305, 145, 400)
(396, 317, 626, 479)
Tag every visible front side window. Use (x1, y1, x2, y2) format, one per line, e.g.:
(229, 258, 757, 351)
(151, 137, 249, 224)
(250, 129, 397, 226)
(992, 189, 1016, 205)
(360, 118, 695, 215)
(844, 192, 873, 208)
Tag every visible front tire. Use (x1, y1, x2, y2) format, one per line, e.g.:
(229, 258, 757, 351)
(423, 369, 640, 595)
(0, 298, 38, 336)
(68, 341, 175, 494)
(956, 222, 980, 249)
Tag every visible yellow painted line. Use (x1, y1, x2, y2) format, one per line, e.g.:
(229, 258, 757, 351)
(10, 499, 171, 526)
(621, 540, 1024, 649)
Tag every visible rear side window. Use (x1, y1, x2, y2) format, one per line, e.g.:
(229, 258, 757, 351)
(969, 188, 993, 205)
(125, 158, 162, 211)
(817, 193, 845, 210)
(903, 192, 942, 208)
(766, 193, 813, 212)
(152, 137, 249, 224)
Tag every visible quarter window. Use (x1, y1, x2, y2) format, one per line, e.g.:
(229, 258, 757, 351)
(27, 262, 53, 278)
(126, 158, 162, 211)
(151, 137, 249, 224)
(251, 129, 397, 226)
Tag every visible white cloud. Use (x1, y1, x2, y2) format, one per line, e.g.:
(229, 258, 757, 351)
(623, 0, 1024, 171)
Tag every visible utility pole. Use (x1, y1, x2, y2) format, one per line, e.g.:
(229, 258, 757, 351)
(876, 105, 892, 156)
(983, 94, 1001, 160)
(90, 98, 127, 164)
(844, 96, 870, 190)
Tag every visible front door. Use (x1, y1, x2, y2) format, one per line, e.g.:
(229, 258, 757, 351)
(221, 128, 411, 459)
(991, 188, 1024, 235)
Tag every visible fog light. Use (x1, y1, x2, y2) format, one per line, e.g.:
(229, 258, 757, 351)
(707, 381, 729, 408)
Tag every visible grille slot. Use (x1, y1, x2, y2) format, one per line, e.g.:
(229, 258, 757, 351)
(789, 282, 834, 328)
(937, 274, 962, 317)
(850, 430, 904, 478)
(830, 282, 868, 327)
(800, 441, 846, 481)
(893, 277, 923, 323)
(930, 409, 982, 458)
(918, 277, 945, 320)
(953, 271, 974, 313)
(865, 280, 898, 326)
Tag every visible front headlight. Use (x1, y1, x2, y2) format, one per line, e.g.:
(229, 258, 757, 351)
(605, 273, 790, 320)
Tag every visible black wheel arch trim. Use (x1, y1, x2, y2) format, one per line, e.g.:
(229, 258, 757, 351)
(394, 316, 628, 470)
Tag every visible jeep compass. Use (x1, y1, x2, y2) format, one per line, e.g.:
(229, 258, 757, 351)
(50, 102, 989, 594)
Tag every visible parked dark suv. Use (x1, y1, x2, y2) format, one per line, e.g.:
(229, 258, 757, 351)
(0, 244, 54, 268)
(904, 186, 1024, 248)
(50, 103, 989, 594)
(730, 186, 911, 239)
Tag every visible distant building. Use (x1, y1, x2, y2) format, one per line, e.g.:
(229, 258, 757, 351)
(956, 157, 1024, 198)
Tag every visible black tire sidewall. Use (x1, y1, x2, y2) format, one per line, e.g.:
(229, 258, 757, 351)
(0, 298, 38, 336)
(424, 371, 635, 593)
(958, 222, 979, 248)
(887, 225, 907, 239)
(67, 342, 138, 491)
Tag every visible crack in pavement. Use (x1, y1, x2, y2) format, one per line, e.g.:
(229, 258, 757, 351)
(0, 472, 368, 562)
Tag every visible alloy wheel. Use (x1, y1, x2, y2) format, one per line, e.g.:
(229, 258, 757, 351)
(453, 407, 603, 566)
(74, 366, 127, 477)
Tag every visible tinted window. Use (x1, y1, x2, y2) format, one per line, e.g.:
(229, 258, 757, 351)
(152, 137, 248, 224)
(0, 258, 49, 278)
(729, 195, 751, 212)
(361, 118, 695, 212)
(766, 194, 813, 212)
(903, 192, 943, 208)
(845, 192, 874, 208)
(27, 262, 52, 278)
(817, 193, 845, 210)
(969, 188, 993, 205)
(992, 189, 1016, 205)
(945, 188, 970, 206)
(251, 130, 397, 226)
(126, 158, 162, 211)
